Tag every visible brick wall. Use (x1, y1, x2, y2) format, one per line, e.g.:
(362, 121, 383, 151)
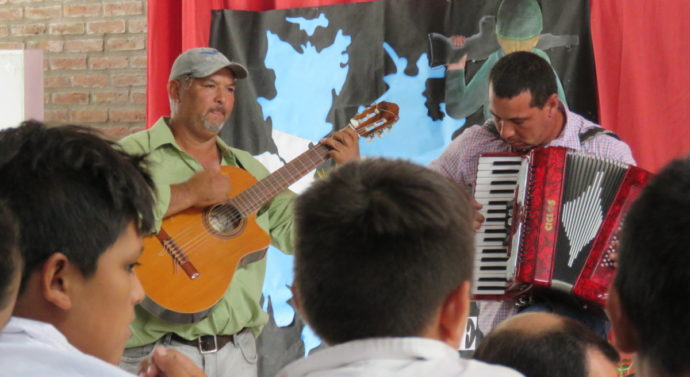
(0, 0, 147, 139)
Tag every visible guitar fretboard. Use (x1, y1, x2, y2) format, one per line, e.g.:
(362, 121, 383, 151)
(230, 143, 331, 216)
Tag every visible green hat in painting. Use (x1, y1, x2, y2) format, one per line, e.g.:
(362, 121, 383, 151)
(496, 0, 543, 40)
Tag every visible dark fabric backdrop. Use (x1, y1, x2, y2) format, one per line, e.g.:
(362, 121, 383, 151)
(147, 0, 690, 171)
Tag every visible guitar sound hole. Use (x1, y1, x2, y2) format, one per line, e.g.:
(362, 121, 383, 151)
(203, 203, 246, 239)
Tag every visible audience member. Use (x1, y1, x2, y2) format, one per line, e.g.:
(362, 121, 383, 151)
(0, 122, 203, 377)
(277, 159, 523, 377)
(0, 201, 21, 329)
(607, 155, 690, 377)
(474, 312, 619, 377)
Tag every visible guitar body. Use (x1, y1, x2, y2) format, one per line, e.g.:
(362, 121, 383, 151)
(137, 165, 271, 323)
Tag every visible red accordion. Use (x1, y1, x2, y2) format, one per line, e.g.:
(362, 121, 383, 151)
(472, 146, 651, 306)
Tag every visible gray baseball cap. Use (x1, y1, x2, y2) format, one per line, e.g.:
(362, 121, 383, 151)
(168, 47, 248, 81)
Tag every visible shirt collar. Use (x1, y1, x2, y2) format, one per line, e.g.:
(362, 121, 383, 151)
(2, 316, 77, 353)
(281, 337, 461, 376)
(149, 117, 238, 164)
(545, 104, 581, 151)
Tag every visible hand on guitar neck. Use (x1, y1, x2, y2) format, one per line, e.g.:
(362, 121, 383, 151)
(320, 126, 360, 164)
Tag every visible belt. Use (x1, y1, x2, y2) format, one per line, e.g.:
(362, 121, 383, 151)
(170, 333, 235, 354)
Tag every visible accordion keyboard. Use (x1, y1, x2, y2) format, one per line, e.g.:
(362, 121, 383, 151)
(472, 155, 523, 296)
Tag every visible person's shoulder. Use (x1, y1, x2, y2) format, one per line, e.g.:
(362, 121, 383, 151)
(224, 145, 271, 178)
(119, 124, 155, 153)
(0, 344, 132, 377)
(573, 115, 636, 165)
(461, 358, 525, 377)
(453, 124, 498, 148)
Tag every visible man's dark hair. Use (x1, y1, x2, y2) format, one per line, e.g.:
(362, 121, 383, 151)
(0, 121, 155, 291)
(293, 159, 474, 345)
(489, 51, 558, 108)
(614, 156, 690, 376)
(474, 316, 620, 377)
(0, 201, 20, 310)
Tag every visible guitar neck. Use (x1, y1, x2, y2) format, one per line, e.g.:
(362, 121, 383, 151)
(232, 143, 331, 215)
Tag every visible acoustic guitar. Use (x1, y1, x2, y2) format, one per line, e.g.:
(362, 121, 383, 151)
(137, 102, 399, 323)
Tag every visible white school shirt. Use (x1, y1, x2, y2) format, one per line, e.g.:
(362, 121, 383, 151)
(276, 337, 524, 377)
(0, 316, 133, 377)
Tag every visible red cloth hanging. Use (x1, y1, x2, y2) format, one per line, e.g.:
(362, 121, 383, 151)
(591, 0, 690, 171)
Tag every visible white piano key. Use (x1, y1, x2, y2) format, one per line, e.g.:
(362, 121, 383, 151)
(474, 272, 510, 280)
(474, 192, 515, 200)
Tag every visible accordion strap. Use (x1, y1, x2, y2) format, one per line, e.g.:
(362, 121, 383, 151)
(480, 119, 501, 139)
(579, 127, 621, 143)
(480, 120, 621, 145)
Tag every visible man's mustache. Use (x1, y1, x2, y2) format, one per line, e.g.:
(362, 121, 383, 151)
(207, 107, 226, 115)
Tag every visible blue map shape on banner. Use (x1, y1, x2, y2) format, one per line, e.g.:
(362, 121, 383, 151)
(257, 29, 350, 141)
(359, 42, 464, 165)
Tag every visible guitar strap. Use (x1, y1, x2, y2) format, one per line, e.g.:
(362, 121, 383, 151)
(480, 119, 501, 140)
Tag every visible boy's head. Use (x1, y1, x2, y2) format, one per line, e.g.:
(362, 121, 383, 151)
(0, 201, 21, 328)
(293, 159, 475, 346)
(608, 156, 690, 376)
(475, 313, 619, 377)
(0, 121, 155, 364)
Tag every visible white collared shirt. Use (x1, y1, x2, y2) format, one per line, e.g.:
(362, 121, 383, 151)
(0, 316, 133, 377)
(276, 337, 524, 377)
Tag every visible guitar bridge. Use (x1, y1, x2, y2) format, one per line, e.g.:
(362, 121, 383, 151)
(156, 228, 200, 280)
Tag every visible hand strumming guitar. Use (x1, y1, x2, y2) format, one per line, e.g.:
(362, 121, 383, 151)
(165, 169, 231, 217)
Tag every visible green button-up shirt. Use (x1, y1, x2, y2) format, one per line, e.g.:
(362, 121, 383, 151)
(120, 117, 296, 346)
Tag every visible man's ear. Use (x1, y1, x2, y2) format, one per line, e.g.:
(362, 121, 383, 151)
(40, 253, 74, 310)
(167, 80, 181, 103)
(545, 93, 559, 117)
(606, 285, 639, 353)
(438, 281, 471, 348)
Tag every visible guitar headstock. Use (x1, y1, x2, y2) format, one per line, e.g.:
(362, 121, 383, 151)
(349, 101, 399, 138)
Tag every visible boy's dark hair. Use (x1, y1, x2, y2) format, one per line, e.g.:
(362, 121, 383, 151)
(293, 159, 474, 344)
(489, 51, 558, 108)
(0, 121, 155, 291)
(474, 316, 619, 377)
(0, 201, 20, 310)
(614, 156, 690, 376)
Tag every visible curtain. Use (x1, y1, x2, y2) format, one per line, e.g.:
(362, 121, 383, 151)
(590, 0, 690, 171)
